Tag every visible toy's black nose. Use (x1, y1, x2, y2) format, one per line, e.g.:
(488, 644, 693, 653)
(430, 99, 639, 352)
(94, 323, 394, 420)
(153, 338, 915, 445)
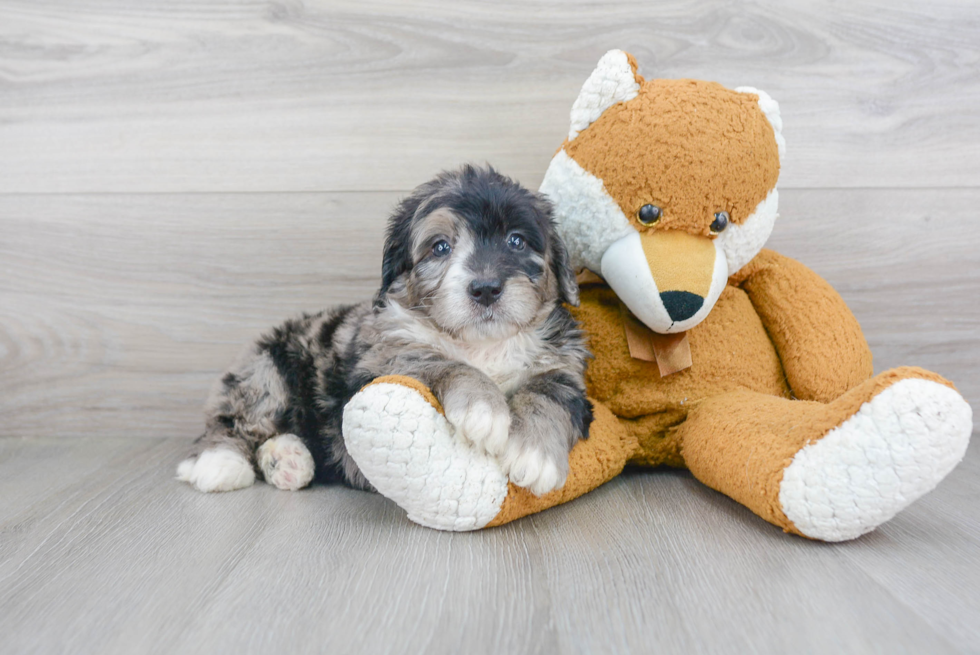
(660, 291, 703, 322)
(468, 278, 503, 307)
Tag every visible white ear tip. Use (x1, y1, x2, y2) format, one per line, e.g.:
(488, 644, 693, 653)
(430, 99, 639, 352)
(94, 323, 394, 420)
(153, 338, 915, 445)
(568, 50, 641, 141)
(598, 48, 628, 64)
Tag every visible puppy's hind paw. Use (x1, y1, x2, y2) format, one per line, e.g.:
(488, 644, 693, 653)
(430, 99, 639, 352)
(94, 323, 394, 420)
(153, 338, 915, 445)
(176, 448, 256, 493)
(257, 434, 315, 491)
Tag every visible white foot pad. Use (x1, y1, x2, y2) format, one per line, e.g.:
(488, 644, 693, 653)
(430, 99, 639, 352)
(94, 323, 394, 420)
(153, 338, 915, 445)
(176, 447, 256, 493)
(780, 379, 973, 541)
(257, 434, 315, 491)
(343, 383, 509, 531)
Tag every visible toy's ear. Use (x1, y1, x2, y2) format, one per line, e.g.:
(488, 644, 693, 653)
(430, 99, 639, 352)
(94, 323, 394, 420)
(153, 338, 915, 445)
(568, 49, 644, 141)
(735, 86, 786, 160)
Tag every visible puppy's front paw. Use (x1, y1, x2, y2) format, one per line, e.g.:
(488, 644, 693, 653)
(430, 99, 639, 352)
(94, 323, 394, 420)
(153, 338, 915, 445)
(501, 444, 568, 496)
(442, 388, 510, 457)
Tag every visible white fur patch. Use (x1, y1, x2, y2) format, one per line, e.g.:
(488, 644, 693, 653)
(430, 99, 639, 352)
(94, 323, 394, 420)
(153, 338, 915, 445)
(342, 382, 509, 531)
(599, 232, 729, 334)
(779, 379, 973, 541)
(257, 434, 315, 491)
(539, 149, 635, 273)
(569, 49, 641, 140)
(716, 188, 779, 274)
(176, 448, 256, 493)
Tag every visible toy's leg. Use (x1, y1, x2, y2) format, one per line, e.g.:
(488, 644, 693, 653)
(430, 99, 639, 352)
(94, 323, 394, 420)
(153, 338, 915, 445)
(343, 375, 635, 531)
(678, 367, 972, 541)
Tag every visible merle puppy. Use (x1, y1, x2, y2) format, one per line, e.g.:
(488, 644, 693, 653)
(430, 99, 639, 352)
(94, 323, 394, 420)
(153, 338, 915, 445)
(177, 165, 592, 497)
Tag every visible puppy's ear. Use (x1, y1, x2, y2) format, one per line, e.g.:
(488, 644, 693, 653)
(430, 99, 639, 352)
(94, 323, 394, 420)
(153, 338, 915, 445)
(375, 196, 419, 305)
(536, 192, 579, 307)
(550, 231, 580, 307)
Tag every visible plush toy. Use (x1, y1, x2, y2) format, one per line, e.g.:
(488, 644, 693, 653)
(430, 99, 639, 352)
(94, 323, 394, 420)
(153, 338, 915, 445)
(342, 50, 973, 540)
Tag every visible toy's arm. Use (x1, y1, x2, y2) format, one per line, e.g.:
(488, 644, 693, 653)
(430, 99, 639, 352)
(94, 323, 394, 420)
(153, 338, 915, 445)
(730, 249, 873, 402)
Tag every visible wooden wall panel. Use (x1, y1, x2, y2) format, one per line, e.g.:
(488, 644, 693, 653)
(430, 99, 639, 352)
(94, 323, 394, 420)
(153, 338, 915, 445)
(2, 0, 979, 193)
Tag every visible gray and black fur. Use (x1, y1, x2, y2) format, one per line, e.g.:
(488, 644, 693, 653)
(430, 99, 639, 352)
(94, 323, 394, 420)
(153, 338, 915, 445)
(186, 165, 592, 494)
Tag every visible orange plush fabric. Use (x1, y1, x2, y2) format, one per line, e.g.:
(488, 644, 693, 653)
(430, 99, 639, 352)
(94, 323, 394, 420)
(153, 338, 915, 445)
(730, 250, 874, 402)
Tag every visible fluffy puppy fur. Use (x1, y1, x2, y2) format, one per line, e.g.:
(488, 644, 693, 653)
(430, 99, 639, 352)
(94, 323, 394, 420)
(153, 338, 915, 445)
(177, 165, 592, 497)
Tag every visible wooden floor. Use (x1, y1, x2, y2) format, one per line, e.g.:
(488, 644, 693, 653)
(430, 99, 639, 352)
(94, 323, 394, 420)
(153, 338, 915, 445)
(2, 1, 979, 653)
(0, 436, 977, 654)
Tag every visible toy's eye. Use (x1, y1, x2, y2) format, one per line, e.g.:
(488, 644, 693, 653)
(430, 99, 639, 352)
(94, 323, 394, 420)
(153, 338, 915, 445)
(507, 233, 526, 251)
(638, 204, 662, 225)
(432, 240, 452, 257)
(710, 211, 730, 234)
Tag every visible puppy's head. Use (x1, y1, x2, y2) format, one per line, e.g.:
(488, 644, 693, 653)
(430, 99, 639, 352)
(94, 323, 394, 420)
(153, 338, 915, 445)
(377, 165, 577, 341)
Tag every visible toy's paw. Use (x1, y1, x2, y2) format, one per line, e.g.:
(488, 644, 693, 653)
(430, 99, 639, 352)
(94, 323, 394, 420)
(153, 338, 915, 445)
(501, 445, 567, 496)
(780, 378, 972, 541)
(441, 385, 511, 457)
(343, 381, 509, 531)
(176, 447, 256, 493)
(257, 434, 315, 491)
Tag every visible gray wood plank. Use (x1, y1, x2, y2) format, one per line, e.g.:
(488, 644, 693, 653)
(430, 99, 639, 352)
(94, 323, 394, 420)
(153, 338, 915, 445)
(1, 0, 979, 193)
(1, 188, 977, 441)
(0, 435, 975, 654)
(0, 437, 161, 525)
(0, 192, 391, 439)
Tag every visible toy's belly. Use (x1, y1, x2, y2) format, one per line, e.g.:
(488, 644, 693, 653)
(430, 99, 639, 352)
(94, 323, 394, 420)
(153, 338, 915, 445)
(572, 285, 790, 462)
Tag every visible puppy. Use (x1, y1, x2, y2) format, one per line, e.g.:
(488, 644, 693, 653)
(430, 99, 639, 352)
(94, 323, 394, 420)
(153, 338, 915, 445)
(176, 165, 592, 497)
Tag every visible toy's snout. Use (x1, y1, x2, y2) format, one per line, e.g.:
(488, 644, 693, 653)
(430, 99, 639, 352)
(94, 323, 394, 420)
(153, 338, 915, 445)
(600, 229, 729, 334)
(641, 230, 715, 322)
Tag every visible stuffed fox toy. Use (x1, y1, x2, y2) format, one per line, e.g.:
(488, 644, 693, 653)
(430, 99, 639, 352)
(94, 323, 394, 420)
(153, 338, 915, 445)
(343, 50, 973, 541)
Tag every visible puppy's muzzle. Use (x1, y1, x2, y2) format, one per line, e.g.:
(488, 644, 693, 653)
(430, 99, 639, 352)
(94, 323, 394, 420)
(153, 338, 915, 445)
(468, 278, 503, 307)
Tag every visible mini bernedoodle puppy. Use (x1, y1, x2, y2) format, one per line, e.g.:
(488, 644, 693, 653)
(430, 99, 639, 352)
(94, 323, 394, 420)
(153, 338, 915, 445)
(177, 165, 592, 497)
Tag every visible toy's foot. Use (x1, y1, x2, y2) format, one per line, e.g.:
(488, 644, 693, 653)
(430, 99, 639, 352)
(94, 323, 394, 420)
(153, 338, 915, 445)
(780, 378, 972, 541)
(257, 434, 315, 491)
(176, 447, 256, 493)
(342, 378, 509, 531)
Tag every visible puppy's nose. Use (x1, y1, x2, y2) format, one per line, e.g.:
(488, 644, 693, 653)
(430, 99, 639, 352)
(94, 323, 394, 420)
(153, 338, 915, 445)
(660, 291, 703, 322)
(468, 278, 503, 306)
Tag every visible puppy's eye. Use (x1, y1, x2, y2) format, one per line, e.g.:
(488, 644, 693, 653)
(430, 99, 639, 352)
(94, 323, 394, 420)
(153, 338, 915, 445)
(710, 211, 730, 234)
(507, 233, 526, 251)
(432, 240, 452, 257)
(638, 204, 661, 225)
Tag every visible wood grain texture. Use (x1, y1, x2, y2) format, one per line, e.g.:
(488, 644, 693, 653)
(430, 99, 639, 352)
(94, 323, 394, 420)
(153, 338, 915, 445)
(2, 1, 978, 653)
(1, 0, 979, 193)
(0, 436, 976, 655)
(2, 189, 977, 440)
(0, 192, 390, 438)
